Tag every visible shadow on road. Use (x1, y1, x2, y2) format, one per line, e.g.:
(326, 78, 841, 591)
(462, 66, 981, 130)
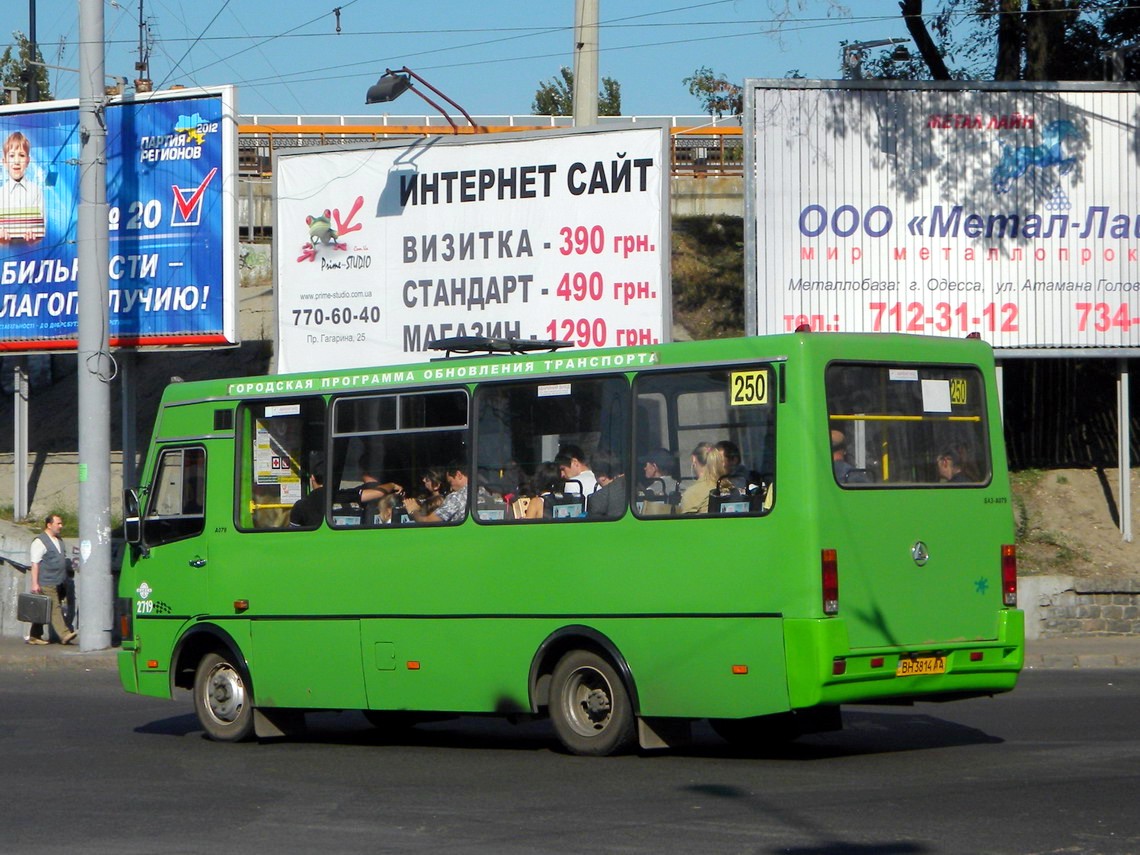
(130, 707, 1000, 758)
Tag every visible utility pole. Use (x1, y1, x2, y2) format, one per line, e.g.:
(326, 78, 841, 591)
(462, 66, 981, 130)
(27, 0, 40, 102)
(572, 0, 598, 126)
(77, 0, 113, 651)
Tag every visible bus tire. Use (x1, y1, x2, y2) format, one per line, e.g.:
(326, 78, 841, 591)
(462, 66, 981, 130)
(194, 651, 254, 742)
(549, 650, 636, 756)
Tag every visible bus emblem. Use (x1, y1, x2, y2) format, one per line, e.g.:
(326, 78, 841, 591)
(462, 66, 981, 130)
(137, 582, 152, 600)
(911, 542, 930, 566)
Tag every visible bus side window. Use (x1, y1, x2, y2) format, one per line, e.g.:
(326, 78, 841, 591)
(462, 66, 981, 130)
(329, 389, 469, 529)
(236, 399, 327, 531)
(144, 446, 206, 546)
(473, 376, 630, 523)
(633, 366, 776, 519)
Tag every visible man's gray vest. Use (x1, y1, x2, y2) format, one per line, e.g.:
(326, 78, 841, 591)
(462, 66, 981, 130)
(35, 533, 68, 586)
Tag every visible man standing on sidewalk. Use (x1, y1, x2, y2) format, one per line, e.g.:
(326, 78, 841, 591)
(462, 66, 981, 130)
(27, 514, 76, 645)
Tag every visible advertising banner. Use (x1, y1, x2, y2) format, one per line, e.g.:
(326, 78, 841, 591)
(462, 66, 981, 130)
(275, 126, 669, 373)
(747, 81, 1140, 350)
(0, 87, 237, 351)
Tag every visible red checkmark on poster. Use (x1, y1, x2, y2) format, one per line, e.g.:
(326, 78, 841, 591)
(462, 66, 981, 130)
(172, 167, 218, 222)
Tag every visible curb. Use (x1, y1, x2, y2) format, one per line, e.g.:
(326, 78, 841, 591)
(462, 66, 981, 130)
(0, 639, 118, 670)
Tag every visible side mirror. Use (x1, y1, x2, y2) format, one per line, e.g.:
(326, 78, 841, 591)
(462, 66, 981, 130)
(123, 488, 142, 545)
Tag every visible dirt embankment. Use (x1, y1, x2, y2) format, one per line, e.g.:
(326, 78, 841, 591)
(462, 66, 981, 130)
(1012, 467, 1139, 578)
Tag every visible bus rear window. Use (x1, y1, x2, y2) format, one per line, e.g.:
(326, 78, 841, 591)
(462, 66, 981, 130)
(826, 363, 990, 487)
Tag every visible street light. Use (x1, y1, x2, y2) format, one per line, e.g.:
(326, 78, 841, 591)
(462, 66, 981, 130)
(841, 38, 912, 80)
(365, 66, 483, 133)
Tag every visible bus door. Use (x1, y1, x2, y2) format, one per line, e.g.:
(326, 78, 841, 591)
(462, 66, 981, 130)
(131, 444, 210, 628)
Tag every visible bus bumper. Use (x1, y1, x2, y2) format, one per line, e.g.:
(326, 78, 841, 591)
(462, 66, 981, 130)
(783, 609, 1025, 708)
(117, 649, 139, 694)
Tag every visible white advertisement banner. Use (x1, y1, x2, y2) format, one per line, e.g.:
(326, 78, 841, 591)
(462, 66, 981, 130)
(748, 81, 1140, 349)
(275, 127, 669, 373)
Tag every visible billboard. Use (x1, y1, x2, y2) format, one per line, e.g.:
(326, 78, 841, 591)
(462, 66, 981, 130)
(0, 86, 237, 351)
(275, 126, 670, 373)
(746, 80, 1140, 350)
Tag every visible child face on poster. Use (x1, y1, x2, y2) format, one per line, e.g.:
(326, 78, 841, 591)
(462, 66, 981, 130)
(3, 133, 32, 182)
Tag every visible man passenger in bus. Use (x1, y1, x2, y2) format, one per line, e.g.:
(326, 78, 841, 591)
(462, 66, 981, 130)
(716, 440, 750, 490)
(679, 442, 726, 514)
(937, 448, 970, 483)
(404, 461, 468, 523)
(831, 430, 853, 480)
(641, 448, 678, 498)
(290, 457, 327, 527)
(586, 455, 625, 519)
(556, 445, 597, 502)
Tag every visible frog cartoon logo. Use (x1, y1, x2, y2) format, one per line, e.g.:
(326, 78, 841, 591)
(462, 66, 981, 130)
(297, 196, 365, 262)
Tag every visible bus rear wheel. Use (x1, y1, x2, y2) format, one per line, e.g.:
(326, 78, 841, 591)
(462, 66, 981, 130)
(194, 651, 254, 742)
(549, 650, 635, 756)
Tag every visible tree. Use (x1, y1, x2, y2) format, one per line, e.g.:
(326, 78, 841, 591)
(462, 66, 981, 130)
(532, 67, 621, 116)
(768, 0, 1137, 83)
(0, 31, 52, 103)
(683, 66, 742, 117)
(887, 1, 1139, 82)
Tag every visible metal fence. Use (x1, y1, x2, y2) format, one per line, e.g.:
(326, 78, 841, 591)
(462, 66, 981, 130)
(236, 117, 744, 178)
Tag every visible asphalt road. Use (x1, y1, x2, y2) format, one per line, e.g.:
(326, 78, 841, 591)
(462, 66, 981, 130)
(2, 666, 1138, 855)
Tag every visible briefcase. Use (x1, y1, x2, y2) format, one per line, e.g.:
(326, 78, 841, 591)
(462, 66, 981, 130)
(17, 593, 52, 625)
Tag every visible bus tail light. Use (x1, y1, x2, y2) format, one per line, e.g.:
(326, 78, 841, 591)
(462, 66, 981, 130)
(1001, 544, 1017, 606)
(822, 549, 839, 615)
(117, 597, 134, 642)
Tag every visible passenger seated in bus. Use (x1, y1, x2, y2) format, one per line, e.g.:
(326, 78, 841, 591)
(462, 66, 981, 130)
(937, 447, 969, 483)
(555, 444, 597, 503)
(679, 442, 726, 515)
(716, 440, 750, 490)
(524, 462, 566, 519)
(586, 455, 626, 519)
(418, 466, 447, 502)
(289, 457, 327, 528)
(355, 455, 404, 525)
(403, 461, 468, 523)
(641, 448, 678, 498)
(831, 429, 870, 484)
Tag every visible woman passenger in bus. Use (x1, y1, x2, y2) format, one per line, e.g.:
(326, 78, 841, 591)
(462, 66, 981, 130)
(678, 442, 726, 515)
(418, 466, 447, 503)
(403, 461, 468, 523)
(524, 462, 566, 520)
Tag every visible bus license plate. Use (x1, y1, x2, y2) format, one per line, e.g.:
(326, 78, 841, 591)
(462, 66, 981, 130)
(896, 656, 946, 676)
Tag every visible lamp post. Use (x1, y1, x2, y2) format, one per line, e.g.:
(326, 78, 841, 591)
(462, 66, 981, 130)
(841, 38, 911, 80)
(365, 67, 483, 133)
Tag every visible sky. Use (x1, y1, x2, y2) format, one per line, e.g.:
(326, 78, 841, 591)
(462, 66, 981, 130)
(19, 0, 926, 120)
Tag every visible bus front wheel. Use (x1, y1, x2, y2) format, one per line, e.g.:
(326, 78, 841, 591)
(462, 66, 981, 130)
(194, 651, 254, 742)
(549, 650, 636, 756)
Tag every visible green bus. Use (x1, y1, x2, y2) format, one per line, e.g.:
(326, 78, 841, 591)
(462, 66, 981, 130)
(118, 332, 1023, 755)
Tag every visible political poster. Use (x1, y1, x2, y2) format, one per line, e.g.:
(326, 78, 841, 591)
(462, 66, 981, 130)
(0, 86, 237, 351)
